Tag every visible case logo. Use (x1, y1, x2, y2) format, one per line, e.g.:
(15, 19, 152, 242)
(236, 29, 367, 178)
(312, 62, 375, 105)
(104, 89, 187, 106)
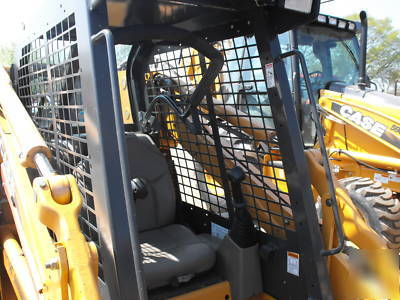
(337, 105, 387, 138)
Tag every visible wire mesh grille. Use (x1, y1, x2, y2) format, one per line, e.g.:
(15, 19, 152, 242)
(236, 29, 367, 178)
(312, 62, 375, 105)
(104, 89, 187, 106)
(147, 36, 295, 239)
(17, 14, 103, 278)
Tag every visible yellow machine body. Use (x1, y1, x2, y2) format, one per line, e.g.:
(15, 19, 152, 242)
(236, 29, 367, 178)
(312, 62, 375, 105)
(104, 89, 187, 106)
(118, 70, 134, 124)
(0, 68, 100, 300)
(319, 89, 400, 193)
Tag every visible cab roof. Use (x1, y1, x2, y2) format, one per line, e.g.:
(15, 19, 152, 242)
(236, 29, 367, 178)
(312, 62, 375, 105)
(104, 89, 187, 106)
(106, 0, 321, 40)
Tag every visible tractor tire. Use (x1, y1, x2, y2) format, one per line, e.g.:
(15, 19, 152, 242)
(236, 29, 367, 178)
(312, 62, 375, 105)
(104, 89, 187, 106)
(339, 177, 400, 249)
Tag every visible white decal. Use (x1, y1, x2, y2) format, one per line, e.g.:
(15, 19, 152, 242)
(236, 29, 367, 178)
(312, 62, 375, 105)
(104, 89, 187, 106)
(265, 63, 276, 88)
(370, 122, 386, 137)
(360, 116, 374, 130)
(287, 251, 300, 276)
(339, 105, 353, 118)
(349, 111, 363, 125)
(374, 173, 400, 184)
(211, 222, 228, 240)
(389, 174, 400, 183)
(374, 173, 389, 184)
(338, 104, 387, 138)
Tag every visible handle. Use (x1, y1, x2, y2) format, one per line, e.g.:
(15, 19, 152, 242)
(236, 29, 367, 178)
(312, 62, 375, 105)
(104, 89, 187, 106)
(91, 29, 148, 299)
(227, 166, 258, 248)
(112, 25, 224, 118)
(278, 50, 345, 256)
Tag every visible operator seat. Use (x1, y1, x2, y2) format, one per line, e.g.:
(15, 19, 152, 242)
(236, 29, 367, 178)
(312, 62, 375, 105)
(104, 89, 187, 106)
(125, 133, 216, 290)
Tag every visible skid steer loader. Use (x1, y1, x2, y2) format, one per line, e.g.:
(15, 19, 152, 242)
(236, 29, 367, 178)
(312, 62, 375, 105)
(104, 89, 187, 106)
(0, 0, 398, 299)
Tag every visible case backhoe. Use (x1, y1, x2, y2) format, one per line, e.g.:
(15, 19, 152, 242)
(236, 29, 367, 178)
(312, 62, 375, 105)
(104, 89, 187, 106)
(283, 12, 400, 249)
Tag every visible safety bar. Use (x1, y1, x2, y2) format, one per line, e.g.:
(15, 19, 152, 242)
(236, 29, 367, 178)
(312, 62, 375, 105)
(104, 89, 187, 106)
(112, 25, 224, 119)
(278, 50, 345, 256)
(91, 29, 148, 300)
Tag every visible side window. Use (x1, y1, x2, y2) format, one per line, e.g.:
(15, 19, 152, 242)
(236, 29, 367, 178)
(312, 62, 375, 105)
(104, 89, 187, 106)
(297, 42, 320, 147)
(115, 45, 134, 125)
(236, 36, 274, 129)
(115, 45, 132, 67)
(298, 44, 322, 73)
(278, 32, 293, 91)
(330, 41, 359, 85)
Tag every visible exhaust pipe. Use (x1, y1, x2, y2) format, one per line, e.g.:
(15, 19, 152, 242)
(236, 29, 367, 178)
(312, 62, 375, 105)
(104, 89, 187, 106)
(358, 11, 368, 89)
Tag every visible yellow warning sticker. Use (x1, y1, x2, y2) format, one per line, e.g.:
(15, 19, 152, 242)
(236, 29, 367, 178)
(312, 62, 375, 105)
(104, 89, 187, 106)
(287, 251, 300, 276)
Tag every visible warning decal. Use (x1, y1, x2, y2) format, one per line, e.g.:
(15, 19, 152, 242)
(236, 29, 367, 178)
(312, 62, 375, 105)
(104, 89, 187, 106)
(265, 63, 276, 88)
(287, 251, 300, 276)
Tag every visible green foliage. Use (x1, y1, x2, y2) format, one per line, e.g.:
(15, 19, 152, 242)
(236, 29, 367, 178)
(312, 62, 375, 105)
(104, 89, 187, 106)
(347, 13, 400, 90)
(0, 44, 15, 66)
(115, 45, 132, 67)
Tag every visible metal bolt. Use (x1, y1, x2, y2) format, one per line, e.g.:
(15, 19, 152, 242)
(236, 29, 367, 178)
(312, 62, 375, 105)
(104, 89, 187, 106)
(326, 199, 332, 207)
(45, 258, 59, 270)
(38, 284, 47, 294)
(37, 179, 47, 189)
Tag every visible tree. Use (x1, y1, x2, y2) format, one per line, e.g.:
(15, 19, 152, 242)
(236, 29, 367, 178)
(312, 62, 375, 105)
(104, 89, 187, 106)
(115, 45, 132, 67)
(347, 14, 400, 92)
(0, 44, 15, 66)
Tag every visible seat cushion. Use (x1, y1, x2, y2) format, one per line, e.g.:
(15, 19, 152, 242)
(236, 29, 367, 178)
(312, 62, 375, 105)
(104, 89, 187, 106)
(140, 224, 216, 290)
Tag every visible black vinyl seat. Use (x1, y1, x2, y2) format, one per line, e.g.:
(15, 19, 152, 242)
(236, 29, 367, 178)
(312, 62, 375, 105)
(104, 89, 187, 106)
(125, 133, 216, 290)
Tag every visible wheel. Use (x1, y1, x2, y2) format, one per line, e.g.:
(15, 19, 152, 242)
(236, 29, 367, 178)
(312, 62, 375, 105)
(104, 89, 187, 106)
(339, 177, 400, 249)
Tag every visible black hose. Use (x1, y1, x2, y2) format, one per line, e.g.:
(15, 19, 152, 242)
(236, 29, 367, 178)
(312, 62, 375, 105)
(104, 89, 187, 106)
(141, 94, 182, 131)
(329, 149, 393, 174)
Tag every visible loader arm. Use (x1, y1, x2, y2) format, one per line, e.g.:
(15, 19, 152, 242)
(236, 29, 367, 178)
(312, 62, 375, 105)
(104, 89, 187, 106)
(0, 67, 100, 300)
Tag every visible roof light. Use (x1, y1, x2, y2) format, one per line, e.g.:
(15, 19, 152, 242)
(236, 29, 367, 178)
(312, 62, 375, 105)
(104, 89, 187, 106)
(328, 17, 337, 26)
(348, 22, 356, 31)
(317, 15, 327, 23)
(338, 20, 347, 29)
(284, 0, 313, 14)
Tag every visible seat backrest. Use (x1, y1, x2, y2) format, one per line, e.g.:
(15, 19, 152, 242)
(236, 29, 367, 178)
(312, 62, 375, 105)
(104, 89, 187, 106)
(125, 133, 176, 232)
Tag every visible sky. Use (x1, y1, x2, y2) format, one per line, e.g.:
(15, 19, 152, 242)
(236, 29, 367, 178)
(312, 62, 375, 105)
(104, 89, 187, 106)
(320, 0, 400, 28)
(0, 0, 399, 47)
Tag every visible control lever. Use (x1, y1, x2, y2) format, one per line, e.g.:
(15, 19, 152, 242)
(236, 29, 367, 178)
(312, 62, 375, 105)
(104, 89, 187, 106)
(228, 166, 257, 248)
